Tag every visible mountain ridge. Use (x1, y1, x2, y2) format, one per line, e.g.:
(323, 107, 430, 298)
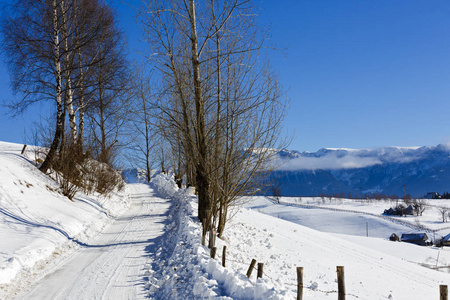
(270, 144, 450, 197)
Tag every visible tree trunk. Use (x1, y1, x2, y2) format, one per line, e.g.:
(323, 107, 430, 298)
(144, 101, 151, 182)
(40, 0, 64, 173)
(61, 0, 78, 144)
(189, 0, 210, 225)
(78, 86, 85, 149)
(75, 6, 84, 150)
(211, 22, 222, 227)
(99, 87, 108, 164)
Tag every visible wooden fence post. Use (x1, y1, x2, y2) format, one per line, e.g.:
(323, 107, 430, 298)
(257, 263, 264, 279)
(297, 267, 303, 300)
(441, 285, 448, 300)
(246, 259, 257, 278)
(222, 246, 227, 267)
(337, 266, 345, 300)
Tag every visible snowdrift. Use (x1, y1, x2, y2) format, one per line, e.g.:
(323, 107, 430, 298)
(147, 173, 281, 299)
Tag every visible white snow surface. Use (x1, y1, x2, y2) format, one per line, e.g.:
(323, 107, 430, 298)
(153, 189, 450, 299)
(0, 142, 130, 297)
(16, 183, 169, 299)
(1, 141, 450, 299)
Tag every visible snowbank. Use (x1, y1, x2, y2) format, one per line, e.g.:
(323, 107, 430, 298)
(148, 173, 285, 299)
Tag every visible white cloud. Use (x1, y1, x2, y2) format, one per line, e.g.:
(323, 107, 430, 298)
(277, 153, 382, 171)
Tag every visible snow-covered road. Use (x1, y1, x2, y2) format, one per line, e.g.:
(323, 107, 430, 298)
(15, 183, 171, 300)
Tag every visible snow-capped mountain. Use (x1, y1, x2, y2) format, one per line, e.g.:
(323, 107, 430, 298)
(269, 144, 450, 197)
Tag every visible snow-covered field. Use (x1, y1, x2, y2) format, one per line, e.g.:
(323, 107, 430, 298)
(244, 195, 450, 239)
(1, 140, 450, 299)
(148, 181, 450, 299)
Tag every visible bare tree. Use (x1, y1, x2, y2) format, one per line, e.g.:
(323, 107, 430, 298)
(1, 0, 128, 172)
(126, 68, 157, 182)
(86, 46, 130, 167)
(439, 206, 449, 223)
(61, 0, 120, 147)
(2, 0, 130, 203)
(1, 0, 65, 172)
(140, 0, 287, 235)
(272, 186, 282, 204)
(413, 198, 427, 216)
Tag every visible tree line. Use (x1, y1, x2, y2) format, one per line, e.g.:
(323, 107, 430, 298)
(2, 0, 129, 171)
(2, 0, 130, 198)
(1, 0, 287, 235)
(137, 0, 287, 236)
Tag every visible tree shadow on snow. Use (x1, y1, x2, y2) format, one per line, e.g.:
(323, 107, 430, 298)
(0, 179, 180, 296)
(142, 182, 184, 295)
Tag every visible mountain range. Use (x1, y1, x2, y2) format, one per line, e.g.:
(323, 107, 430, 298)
(268, 144, 450, 198)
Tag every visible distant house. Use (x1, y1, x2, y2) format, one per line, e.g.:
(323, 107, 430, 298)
(424, 192, 440, 199)
(403, 205, 415, 216)
(441, 234, 450, 246)
(400, 233, 432, 246)
(384, 205, 415, 216)
(384, 208, 396, 215)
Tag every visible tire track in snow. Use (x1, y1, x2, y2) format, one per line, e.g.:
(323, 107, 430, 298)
(13, 183, 171, 300)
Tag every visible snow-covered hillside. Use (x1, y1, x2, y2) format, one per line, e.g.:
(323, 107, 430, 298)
(2, 141, 450, 299)
(0, 142, 130, 297)
(271, 144, 450, 197)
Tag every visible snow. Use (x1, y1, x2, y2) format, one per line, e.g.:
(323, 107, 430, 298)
(146, 185, 450, 299)
(18, 183, 170, 299)
(1, 140, 450, 299)
(144, 185, 282, 299)
(264, 196, 450, 235)
(0, 142, 130, 297)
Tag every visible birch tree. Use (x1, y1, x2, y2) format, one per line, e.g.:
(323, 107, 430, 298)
(86, 29, 130, 167)
(1, 0, 66, 173)
(2, 0, 129, 171)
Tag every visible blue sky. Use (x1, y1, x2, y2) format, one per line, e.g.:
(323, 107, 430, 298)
(2, 0, 450, 152)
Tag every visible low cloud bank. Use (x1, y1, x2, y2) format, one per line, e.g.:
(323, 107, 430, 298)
(277, 153, 382, 171)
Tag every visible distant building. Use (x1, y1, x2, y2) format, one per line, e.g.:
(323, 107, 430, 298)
(424, 192, 440, 199)
(384, 205, 415, 216)
(441, 234, 450, 246)
(389, 233, 400, 241)
(403, 205, 415, 215)
(400, 233, 432, 246)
